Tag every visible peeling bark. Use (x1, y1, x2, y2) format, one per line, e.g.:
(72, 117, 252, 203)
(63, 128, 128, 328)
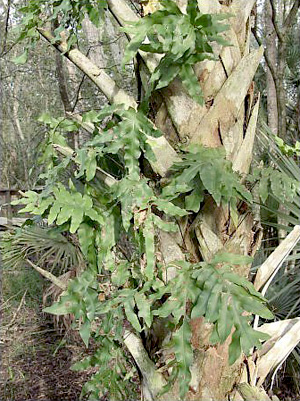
(190, 46, 264, 149)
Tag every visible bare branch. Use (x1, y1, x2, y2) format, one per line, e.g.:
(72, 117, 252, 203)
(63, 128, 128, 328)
(38, 28, 136, 109)
(268, 0, 284, 42)
(123, 330, 166, 400)
(37, 28, 178, 177)
(251, 28, 277, 83)
(26, 259, 67, 290)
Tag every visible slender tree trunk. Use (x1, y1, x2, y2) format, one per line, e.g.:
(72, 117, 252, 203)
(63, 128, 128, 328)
(265, 0, 278, 134)
(276, 41, 287, 138)
(12, 76, 25, 141)
(56, 51, 73, 113)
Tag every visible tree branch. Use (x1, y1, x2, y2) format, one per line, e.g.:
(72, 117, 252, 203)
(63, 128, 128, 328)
(283, 0, 300, 33)
(268, 0, 284, 42)
(53, 143, 117, 187)
(26, 259, 67, 290)
(123, 330, 167, 400)
(37, 28, 177, 177)
(251, 28, 277, 83)
(66, 112, 95, 134)
(37, 28, 136, 108)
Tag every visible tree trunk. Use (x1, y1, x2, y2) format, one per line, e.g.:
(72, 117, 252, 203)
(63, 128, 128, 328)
(111, 1, 263, 399)
(265, 0, 278, 134)
(276, 40, 287, 139)
(37, 1, 284, 399)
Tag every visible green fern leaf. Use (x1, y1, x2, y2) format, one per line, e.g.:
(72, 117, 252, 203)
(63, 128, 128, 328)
(124, 299, 142, 332)
(135, 292, 152, 328)
(155, 199, 188, 217)
(79, 320, 91, 348)
(173, 318, 193, 399)
(143, 215, 156, 279)
(179, 64, 204, 105)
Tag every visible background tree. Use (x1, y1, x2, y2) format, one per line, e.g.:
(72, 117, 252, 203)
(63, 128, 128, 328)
(253, 0, 300, 140)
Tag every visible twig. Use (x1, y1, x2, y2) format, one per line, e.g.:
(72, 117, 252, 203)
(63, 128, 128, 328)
(4, 290, 27, 330)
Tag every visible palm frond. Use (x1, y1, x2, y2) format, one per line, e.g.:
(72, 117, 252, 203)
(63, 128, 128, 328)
(256, 125, 300, 230)
(1, 224, 84, 275)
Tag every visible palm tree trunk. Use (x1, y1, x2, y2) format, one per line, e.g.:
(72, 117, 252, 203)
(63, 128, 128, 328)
(113, 1, 263, 399)
(38, 1, 283, 399)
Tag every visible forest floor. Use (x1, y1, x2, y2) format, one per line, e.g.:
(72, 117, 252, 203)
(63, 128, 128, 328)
(0, 268, 94, 401)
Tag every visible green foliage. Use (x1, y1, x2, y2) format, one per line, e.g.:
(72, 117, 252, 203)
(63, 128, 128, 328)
(12, 184, 104, 234)
(122, 0, 231, 105)
(82, 105, 162, 180)
(44, 252, 271, 397)
(5, 2, 287, 398)
(72, 323, 137, 401)
(172, 318, 193, 398)
(250, 165, 299, 204)
(274, 136, 300, 157)
(163, 145, 252, 225)
(7, 101, 278, 398)
(13, 0, 106, 61)
(192, 254, 272, 364)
